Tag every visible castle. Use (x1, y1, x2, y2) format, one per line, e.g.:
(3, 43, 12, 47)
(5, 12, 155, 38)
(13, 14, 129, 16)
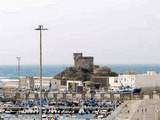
(73, 53, 94, 72)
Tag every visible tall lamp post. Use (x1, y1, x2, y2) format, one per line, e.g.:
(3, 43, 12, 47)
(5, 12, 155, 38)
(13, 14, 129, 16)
(16, 57, 21, 90)
(35, 25, 48, 120)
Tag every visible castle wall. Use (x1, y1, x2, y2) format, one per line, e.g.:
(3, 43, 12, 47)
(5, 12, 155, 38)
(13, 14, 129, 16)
(73, 53, 82, 67)
(73, 53, 94, 72)
(76, 57, 93, 71)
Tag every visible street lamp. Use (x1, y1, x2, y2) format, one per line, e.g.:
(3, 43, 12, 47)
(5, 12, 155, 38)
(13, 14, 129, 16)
(16, 56, 21, 90)
(35, 25, 48, 120)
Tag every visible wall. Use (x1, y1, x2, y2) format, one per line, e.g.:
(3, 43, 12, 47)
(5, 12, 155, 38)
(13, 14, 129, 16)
(76, 57, 94, 71)
(66, 80, 83, 91)
(73, 53, 94, 72)
(91, 76, 109, 89)
(19, 77, 61, 90)
(109, 71, 160, 89)
(135, 73, 160, 88)
(109, 74, 136, 89)
(109, 77, 122, 89)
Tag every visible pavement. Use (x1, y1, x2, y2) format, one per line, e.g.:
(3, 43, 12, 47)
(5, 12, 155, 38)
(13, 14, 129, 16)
(109, 99, 160, 120)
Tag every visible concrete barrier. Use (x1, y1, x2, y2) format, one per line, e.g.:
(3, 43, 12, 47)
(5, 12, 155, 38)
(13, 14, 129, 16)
(104, 93, 111, 100)
(143, 95, 150, 99)
(17, 92, 160, 101)
(114, 94, 120, 100)
(153, 94, 159, 99)
(94, 93, 101, 100)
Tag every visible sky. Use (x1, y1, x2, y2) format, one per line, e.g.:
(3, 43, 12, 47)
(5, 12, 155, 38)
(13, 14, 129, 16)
(0, 0, 160, 65)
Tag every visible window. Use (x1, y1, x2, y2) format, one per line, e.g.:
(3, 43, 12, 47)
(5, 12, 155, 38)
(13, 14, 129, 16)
(114, 78, 118, 83)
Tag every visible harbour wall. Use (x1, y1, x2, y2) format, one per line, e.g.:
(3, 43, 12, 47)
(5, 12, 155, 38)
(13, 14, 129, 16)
(15, 92, 160, 101)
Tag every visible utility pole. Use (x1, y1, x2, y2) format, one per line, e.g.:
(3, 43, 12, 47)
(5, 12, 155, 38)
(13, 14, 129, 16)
(16, 57, 21, 90)
(35, 25, 48, 120)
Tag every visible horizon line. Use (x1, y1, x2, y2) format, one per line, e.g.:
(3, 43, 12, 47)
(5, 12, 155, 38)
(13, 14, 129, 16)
(0, 64, 160, 66)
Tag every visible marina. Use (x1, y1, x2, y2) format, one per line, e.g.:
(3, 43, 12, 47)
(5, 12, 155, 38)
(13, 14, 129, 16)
(0, 99, 121, 119)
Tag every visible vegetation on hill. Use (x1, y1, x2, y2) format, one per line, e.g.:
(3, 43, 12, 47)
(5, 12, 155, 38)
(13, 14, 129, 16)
(94, 72, 118, 77)
(54, 65, 118, 81)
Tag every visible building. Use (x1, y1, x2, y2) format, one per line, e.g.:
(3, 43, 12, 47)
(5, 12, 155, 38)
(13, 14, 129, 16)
(135, 71, 160, 89)
(19, 76, 34, 90)
(73, 53, 94, 72)
(0, 81, 4, 96)
(66, 80, 83, 92)
(19, 77, 61, 91)
(94, 66, 111, 74)
(1, 80, 19, 97)
(109, 73, 136, 90)
(91, 76, 109, 90)
(109, 71, 160, 90)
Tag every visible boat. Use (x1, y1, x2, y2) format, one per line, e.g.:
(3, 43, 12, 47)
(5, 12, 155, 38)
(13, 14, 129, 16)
(0, 117, 4, 120)
(5, 110, 16, 114)
(71, 115, 76, 118)
(42, 114, 47, 118)
(97, 114, 105, 119)
(78, 106, 85, 115)
(65, 114, 72, 118)
(0, 114, 12, 119)
(113, 87, 142, 93)
(132, 88, 142, 93)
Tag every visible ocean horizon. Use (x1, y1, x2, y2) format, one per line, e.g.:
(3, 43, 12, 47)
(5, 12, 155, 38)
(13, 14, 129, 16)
(0, 64, 160, 79)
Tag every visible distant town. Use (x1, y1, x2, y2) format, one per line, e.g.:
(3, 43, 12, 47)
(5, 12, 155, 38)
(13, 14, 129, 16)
(0, 53, 160, 119)
(1, 53, 159, 99)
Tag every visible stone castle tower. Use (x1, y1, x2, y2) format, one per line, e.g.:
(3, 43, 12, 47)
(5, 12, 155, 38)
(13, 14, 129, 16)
(73, 53, 94, 72)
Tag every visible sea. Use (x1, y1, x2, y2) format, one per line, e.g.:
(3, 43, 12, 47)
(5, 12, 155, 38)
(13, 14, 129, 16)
(0, 64, 160, 79)
(0, 114, 95, 120)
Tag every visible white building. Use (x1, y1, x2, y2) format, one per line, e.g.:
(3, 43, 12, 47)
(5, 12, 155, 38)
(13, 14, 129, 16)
(109, 74, 136, 90)
(135, 71, 160, 88)
(66, 80, 83, 91)
(109, 71, 160, 90)
(0, 79, 19, 97)
(19, 77, 61, 90)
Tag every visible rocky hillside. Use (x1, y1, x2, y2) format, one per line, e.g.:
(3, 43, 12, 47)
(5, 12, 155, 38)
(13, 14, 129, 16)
(54, 65, 118, 81)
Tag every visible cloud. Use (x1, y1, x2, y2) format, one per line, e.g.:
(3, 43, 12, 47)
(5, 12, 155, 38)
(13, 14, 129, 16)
(0, 0, 54, 12)
(0, 0, 160, 64)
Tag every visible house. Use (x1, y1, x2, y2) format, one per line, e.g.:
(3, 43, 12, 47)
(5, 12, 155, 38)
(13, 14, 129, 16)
(19, 77, 61, 91)
(109, 71, 160, 90)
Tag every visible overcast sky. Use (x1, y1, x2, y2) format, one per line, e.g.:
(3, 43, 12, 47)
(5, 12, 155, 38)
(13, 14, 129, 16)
(0, 0, 160, 65)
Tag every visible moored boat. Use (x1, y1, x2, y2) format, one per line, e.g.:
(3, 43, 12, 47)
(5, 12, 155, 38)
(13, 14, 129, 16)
(78, 106, 86, 115)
